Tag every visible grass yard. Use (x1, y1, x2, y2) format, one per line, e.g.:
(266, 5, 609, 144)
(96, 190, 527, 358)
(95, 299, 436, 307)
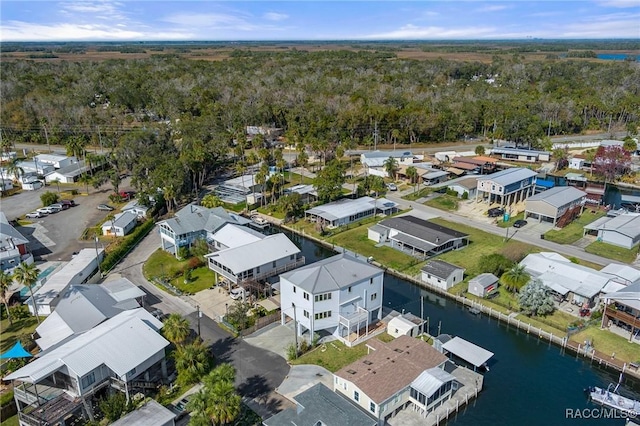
(284, 171, 314, 186)
(143, 249, 187, 280)
(515, 309, 575, 335)
(424, 195, 458, 211)
(585, 241, 639, 264)
(572, 327, 640, 364)
(257, 206, 285, 219)
(544, 210, 606, 244)
(172, 267, 218, 293)
(403, 187, 433, 201)
(496, 212, 525, 228)
(1, 317, 38, 353)
(429, 218, 538, 275)
(0, 415, 19, 426)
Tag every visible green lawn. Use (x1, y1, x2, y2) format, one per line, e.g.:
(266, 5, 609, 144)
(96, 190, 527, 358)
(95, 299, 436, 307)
(257, 206, 285, 219)
(515, 309, 575, 335)
(171, 267, 218, 294)
(544, 210, 606, 244)
(0, 415, 19, 426)
(1, 317, 38, 353)
(424, 195, 458, 211)
(143, 249, 187, 280)
(585, 241, 639, 264)
(290, 338, 381, 372)
(284, 171, 314, 186)
(496, 212, 525, 229)
(572, 327, 640, 364)
(403, 187, 433, 201)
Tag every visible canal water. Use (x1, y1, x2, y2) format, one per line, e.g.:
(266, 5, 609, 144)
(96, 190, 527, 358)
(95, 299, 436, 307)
(281, 228, 640, 425)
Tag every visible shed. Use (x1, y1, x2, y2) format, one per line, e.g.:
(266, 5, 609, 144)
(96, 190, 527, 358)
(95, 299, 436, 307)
(102, 211, 138, 237)
(421, 260, 465, 290)
(468, 273, 499, 298)
(110, 400, 175, 426)
(387, 315, 420, 338)
(441, 336, 494, 371)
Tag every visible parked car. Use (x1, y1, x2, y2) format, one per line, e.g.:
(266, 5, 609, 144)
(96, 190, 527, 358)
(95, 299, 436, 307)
(579, 308, 591, 317)
(97, 204, 115, 211)
(487, 207, 505, 218)
(119, 190, 136, 200)
(386, 183, 398, 191)
(230, 287, 246, 300)
(60, 199, 76, 207)
(513, 219, 528, 228)
(173, 397, 190, 419)
(49, 203, 66, 212)
(37, 207, 55, 214)
(26, 211, 44, 218)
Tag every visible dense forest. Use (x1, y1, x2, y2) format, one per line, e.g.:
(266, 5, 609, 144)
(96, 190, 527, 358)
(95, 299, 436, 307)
(1, 46, 639, 205)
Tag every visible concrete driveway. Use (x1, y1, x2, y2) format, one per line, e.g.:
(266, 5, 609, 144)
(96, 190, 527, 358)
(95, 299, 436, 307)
(244, 321, 296, 359)
(275, 365, 334, 402)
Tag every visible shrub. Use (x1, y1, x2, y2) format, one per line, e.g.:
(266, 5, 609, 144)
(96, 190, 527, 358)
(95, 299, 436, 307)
(286, 343, 299, 361)
(477, 253, 513, 276)
(177, 246, 189, 260)
(461, 191, 469, 200)
(0, 390, 14, 407)
(40, 191, 58, 206)
(9, 305, 31, 320)
(100, 220, 155, 273)
(187, 257, 203, 270)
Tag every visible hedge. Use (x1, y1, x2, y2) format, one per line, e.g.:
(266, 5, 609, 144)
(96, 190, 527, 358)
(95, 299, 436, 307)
(100, 219, 155, 273)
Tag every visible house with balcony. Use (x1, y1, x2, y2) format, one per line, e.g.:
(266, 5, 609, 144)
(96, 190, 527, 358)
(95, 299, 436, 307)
(334, 335, 454, 425)
(280, 253, 384, 346)
(600, 282, 640, 342)
(475, 168, 537, 206)
(0, 212, 34, 272)
(206, 233, 303, 285)
(157, 204, 251, 257)
(4, 309, 169, 426)
(209, 223, 265, 251)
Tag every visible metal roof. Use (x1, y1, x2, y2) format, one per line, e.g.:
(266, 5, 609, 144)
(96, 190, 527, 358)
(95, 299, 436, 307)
(263, 383, 376, 426)
(211, 223, 264, 248)
(110, 400, 176, 426)
(491, 147, 550, 156)
(421, 170, 449, 179)
(280, 253, 382, 294)
(448, 177, 478, 190)
(158, 204, 250, 236)
(0, 212, 29, 246)
(306, 197, 397, 222)
(597, 214, 640, 239)
(102, 211, 137, 231)
(600, 264, 640, 284)
(469, 273, 499, 289)
(602, 282, 640, 311)
(411, 367, 456, 398)
(442, 336, 494, 368)
(477, 168, 537, 186)
(5, 309, 167, 382)
(421, 260, 464, 279)
(379, 216, 468, 247)
(49, 160, 91, 178)
(526, 186, 586, 209)
(205, 233, 300, 274)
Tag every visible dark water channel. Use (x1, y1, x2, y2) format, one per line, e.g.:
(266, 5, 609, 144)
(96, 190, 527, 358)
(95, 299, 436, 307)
(280, 228, 640, 425)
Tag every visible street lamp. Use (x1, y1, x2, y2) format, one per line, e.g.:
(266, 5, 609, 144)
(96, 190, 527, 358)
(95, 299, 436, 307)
(94, 235, 102, 277)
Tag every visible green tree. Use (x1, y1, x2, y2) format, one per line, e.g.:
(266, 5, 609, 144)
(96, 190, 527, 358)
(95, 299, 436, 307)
(98, 391, 131, 421)
(187, 364, 241, 426)
(0, 270, 14, 325)
(406, 166, 418, 193)
(500, 264, 531, 292)
(477, 253, 514, 276)
(175, 340, 211, 386)
(475, 145, 486, 155)
(190, 238, 210, 262)
(277, 193, 303, 221)
(40, 191, 58, 207)
(296, 150, 309, 184)
(383, 157, 399, 180)
(50, 177, 61, 193)
(162, 313, 191, 347)
(12, 262, 40, 324)
(622, 137, 638, 153)
(5, 158, 24, 182)
(78, 173, 92, 194)
(518, 279, 555, 316)
(313, 160, 345, 203)
(226, 300, 252, 330)
(201, 194, 223, 209)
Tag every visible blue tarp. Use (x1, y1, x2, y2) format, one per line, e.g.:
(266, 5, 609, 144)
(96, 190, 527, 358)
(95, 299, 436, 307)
(0, 341, 32, 359)
(536, 179, 555, 189)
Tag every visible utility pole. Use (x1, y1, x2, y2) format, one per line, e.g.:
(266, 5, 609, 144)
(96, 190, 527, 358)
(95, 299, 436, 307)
(373, 121, 378, 151)
(196, 305, 201, 338)
(94, 236, 102, 277)
(43, 124, 51, 153)
(437, 320, 441, 337)
(292, 303, 299, 359)
(97, 126, 104, 154)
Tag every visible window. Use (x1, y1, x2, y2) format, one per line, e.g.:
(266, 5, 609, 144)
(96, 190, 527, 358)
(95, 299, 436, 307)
(290, 254, 295, 260)
(315, 293, 332, 302)
(256, 266, 260, 273)
(348, 286, 352, 293)
(293, 287, 296, 293)
(314, 311, 332, 320)
(427, 274, 431, 279)
(354, 391, 360, 402)
(81, 372, 96, 389)
(370, 278, 373, 284)
(370, 402, 376, 413)
(272, 261, 276, 268)
(304, 292, 310, 300)
(371, 293, 377, 301)
(304, 310, 309, 318)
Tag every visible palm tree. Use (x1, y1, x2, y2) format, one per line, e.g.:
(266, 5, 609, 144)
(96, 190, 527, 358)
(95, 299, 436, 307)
(6, 158, 24, 183)
(162, 313, 191, 346)
(0, 270, 14, 325)
(383, 157, 399, 181)
(406, 166, 418, 193)
(79, 173, 92, 194)
(174, 341, 210, 386)
(204, 363, 236, 387)
(12, 262, 41, 324)
(501, 264, 531, 292)
(201, 194, 223, 209)
(208, 380, 242, 425)
(50, 177, 61, 193)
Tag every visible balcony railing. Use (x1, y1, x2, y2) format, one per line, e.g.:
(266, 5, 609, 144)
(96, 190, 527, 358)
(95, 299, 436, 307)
(605, 306, 640, 328)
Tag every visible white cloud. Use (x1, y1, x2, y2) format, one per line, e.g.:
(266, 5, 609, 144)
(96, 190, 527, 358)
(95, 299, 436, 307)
(0, 21, 192, 41)
(361, 24, 497, 40)
(161, 12, 287, 32)
(595, 0, 640, 8)
(475, 5, 510, 12)
(263, 12, 289, 21)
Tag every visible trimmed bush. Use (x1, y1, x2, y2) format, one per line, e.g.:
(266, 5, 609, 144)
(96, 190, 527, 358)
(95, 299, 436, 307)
(100, 220, 155, 273)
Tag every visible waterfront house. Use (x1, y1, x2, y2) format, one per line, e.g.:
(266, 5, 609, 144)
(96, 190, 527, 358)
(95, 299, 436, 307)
(209, 223, 265, 251)
(263, 383, 377, 426)
(5, 309, 169, 426)
(34, 277, 145, 351)
(524, 186, 586, 226)
(600, 282, 640, 342)
(157, 204, 251, 257)
(468, 273, 499, 298)
(280, 253, 383, 345)
(583, 213, 640, 249)
(26, 248, 104, 317)
(214, 173, 263, 205)
(489, 147, 551, 163)
(447, 177, 478, 199)
(369, 215, 469, 258)
(305, 196, 398, 228)
(206, 233, 303, 285)
(102, 211, 138, 237)
(283, 184, 318, 204)
(420, 260, 465, 291)
(110, 400, 176, 426)
(475, 168, 537, 206)
(569, 156, 586, 170)
(600, 264, 640, 286)
(0, 212, 34, 272)
(334, 335, 452, 425)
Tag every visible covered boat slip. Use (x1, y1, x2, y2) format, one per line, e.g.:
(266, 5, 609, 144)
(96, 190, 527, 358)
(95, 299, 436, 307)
(442, 337, 494, 371)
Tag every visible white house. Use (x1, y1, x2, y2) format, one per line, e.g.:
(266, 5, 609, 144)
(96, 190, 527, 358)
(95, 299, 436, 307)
(490, 147, 551, 163)
(387, 314, 420, 338)
(44, 160, 92, 184)
(102, 211, 138, 237)
(34, 154, 78, 169)
(110, 400, 176, 426)
(206, 233, 304, 285)
(122, 199, 151, 219)
(209, 223, 265, 251)
(21, 180, 44, 191)
(600, 264, 640, 286)
(420, 260, 465, 290)
(280, 253, 384, 345)
(334, 336, 451, 425)
(17, 160, 54, 176)
(0, 179, 14, 192)
(447, 177, 478, 199)
(585, 213, 640, 249)
(305, 196, 398, 228)
(468, 273, 499, 298)
(5, 309, 169, 426)
(475, 168, 537, 206)
(360, 150, 420, 177)
(569, 157, 585, 170)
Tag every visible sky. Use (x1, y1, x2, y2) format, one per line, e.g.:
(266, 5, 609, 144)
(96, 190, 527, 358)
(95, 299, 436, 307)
(1, 1, 639, 42)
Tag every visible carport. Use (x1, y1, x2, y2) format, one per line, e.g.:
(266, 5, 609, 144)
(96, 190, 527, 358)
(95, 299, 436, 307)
(441, 337, 494, 372)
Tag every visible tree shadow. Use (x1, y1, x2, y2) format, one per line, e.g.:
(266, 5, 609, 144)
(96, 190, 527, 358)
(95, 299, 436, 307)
(210, 335, 238, 364)
(237, 374, 270, 399)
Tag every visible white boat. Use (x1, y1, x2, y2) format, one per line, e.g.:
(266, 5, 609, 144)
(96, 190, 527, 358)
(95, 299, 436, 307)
(250, 215, 270, 229)
(587, 384, 640, 415)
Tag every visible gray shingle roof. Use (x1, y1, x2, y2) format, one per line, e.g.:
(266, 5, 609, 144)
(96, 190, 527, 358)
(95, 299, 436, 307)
(477, 168, 537, 186)
(280, 253, 383, 294)
(263, 383, 376, 426)
(469, 273, 499, 289)
(421, 260, 464, 279)
(526, 186, 586, 208)
(159, 204, 250, 236)
(379, 215, 468, 246)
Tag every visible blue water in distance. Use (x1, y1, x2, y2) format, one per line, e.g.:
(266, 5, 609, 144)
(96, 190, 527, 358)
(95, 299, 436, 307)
(597, 53, 638, 61)
(280, 227, 640, 425)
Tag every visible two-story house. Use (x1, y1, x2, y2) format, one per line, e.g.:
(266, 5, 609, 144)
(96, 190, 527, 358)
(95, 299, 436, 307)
(601, 282, 640, 342)
(5, 309, 169, 426)
(279, 253, 384, 346)
(0, 212, 34, 272)
(475, 168, 537, 207)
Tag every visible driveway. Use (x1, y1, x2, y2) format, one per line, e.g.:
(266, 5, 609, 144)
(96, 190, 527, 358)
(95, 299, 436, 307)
(244, 322, 296, 359)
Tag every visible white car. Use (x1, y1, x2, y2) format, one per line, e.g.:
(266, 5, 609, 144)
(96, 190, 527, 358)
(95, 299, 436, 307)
(36, 207, 54, 215)
(26, 211, 44, 218)
(230, 287, 246, 300)
(47, 204, 63, 213)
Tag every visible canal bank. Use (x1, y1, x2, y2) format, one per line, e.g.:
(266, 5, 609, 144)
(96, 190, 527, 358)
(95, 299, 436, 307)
(277, 225, 640, 425)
